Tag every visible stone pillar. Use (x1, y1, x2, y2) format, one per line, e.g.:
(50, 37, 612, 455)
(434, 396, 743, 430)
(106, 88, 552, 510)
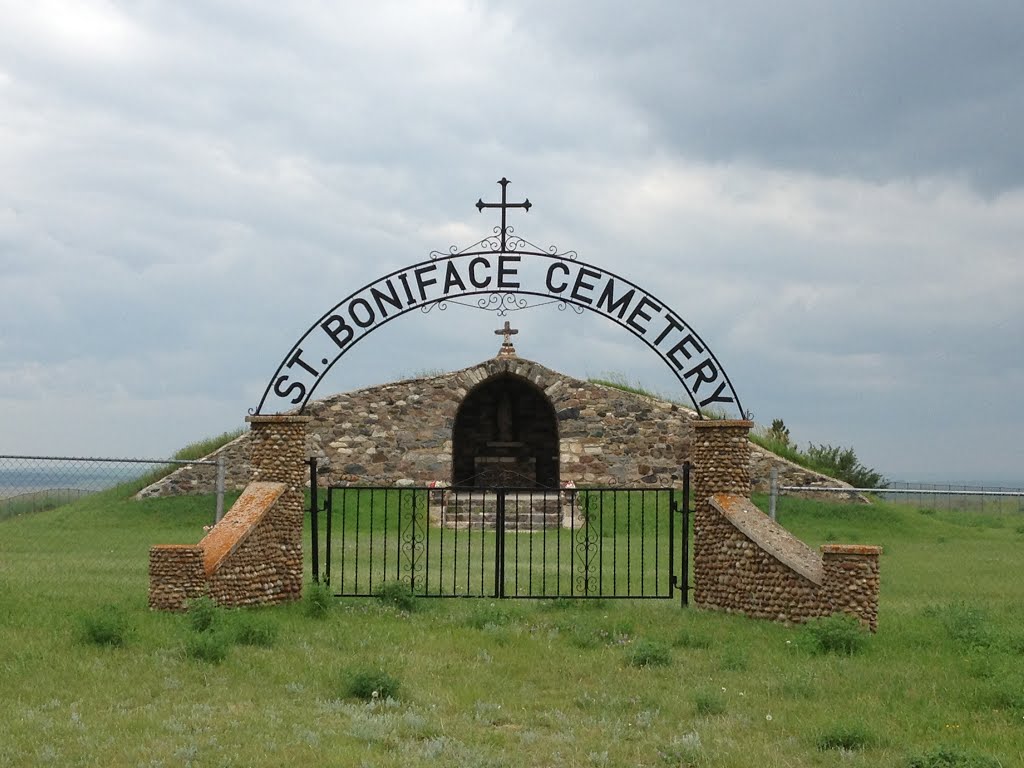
(244, 414, 310, 603)
(689, 419, 754, 609)
(148, 544, 206, 611)
(821, 544, 883, 632)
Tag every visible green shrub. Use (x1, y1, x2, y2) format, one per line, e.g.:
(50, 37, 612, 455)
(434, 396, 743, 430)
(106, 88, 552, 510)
(804, 443, 886, 488)
(231, 615, 278, 647)
(78, 605, 132, 648)
(626, 639, 672, 668)
(719, 647, 749, 670)
(187, 595, 222, 633)
(816, 723, 873, 751)
(802, 614, 869, 655)
(304, 582, 333, 619)
(185, 631, 229, 664)
(928, 602, 995, 649)
(906, 745, 1003, 768)
(984, 681, 1024, 715)
(375, 581, 418, 612)
(464, 603, 514, 630)
(693, 691, 726, 715)
(673, 629, 712, 649)
(344, 667, 401, 702)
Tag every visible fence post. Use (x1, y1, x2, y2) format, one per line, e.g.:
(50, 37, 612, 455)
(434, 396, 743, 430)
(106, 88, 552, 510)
(214, 455, 226, 523)
(769, 467, 778, 521)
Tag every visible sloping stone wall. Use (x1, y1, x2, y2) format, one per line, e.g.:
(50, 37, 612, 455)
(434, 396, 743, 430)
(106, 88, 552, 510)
(148, 415, 309, 612)
(148, 481, 290, 610)
(704, 495, 881, 630)
(137, 356, 848, 497)
(690, 420, 882, 631)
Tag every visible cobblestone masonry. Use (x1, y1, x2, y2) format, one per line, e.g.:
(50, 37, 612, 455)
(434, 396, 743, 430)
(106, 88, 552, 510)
(690, 420, 881, 630)
(147, 363, 882, 626)
(147, 416, 308, 610)
(137, 357, 850, 497)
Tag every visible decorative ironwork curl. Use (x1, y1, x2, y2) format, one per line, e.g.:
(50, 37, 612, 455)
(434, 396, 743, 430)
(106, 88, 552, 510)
(556, 300, 585, 315)
(399, 494, 426, 591)
(420, 299, 448, 314)
(573, 494, 600, 595)
(470, 292, 528, 316)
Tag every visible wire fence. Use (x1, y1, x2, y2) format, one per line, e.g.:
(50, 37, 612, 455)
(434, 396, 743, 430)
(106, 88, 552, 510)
(0, 454, 225, 522)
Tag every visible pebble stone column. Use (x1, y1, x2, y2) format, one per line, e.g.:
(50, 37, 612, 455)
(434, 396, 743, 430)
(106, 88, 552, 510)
(689, 419, 754, 609)
(244, 414, 310, 603)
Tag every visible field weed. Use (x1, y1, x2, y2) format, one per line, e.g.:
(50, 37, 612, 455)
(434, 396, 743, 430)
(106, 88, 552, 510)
(815, 722, 873, 751)
(343, 667, 401, 702)
(694, 690, 726, 715)
(626, 638, 672, 668)
(77, 604, 132, 648)
(375, 581, 418, 613)
(184, 631, 229, 663)
(304, 581, 333, 618)
(187, 595, 222, 633)
(906, 745, 1003, 768)
(801, 613, 869, 655)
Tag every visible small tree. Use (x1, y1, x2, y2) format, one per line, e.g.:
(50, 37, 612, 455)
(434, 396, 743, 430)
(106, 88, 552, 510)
(767, 419, 791, 446)
(805, 444, 886, 489)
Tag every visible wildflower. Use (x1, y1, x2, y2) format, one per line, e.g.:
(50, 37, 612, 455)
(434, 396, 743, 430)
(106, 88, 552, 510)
(765, 714, 773, 722)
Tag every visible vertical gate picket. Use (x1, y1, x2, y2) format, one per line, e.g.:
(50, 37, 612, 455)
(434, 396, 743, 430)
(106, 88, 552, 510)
(309, 457, 319, 584)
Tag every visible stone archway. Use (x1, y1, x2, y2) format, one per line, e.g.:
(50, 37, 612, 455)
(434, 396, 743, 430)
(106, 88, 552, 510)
(451, 374, 559, 488)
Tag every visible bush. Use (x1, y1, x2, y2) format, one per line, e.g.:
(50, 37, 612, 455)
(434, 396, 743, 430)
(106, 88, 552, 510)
(802, 614, 869, 656)
(231, 615, 278, 647)
(626, 639, 672, 668)
(344, 667, 401, 702)
(464, 603, 514, 630)
(719, 647, 749, 671)
(928, 602, 995, 649)
(78, 605, 132, 648)
(694, 691, 726, 715)
(185, 631, 229, 664)
(804, 443, 886, 489)
(816, 723, 873, 751)
(376, 581, 418, 612)
(906, 745, 1003, 768)
(304, 582, 333, 619)
(187, 595, 222, 633)
(673, 628, 712, 649)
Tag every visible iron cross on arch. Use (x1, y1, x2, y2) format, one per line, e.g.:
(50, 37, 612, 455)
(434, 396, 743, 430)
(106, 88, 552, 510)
(476, 177, 531, 253)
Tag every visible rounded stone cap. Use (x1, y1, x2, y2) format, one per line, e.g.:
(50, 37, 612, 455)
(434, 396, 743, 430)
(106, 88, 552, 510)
(245, 415, 312, 424)
(820, 544, 883, 556)
(692, 419, 754, 429)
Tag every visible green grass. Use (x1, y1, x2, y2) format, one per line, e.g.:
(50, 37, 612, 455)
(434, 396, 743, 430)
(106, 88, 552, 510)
(1, 488, 1022, 766)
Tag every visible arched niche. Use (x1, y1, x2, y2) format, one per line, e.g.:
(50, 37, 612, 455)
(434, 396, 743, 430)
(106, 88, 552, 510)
(451, 374, 559, 489)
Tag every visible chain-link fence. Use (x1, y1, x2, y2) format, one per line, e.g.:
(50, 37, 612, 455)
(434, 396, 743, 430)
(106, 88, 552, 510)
(0, 454, 225, 521)
(768, 473, 1024, 515)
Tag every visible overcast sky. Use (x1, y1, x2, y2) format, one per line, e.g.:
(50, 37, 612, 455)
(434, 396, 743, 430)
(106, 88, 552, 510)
(2, 1, 1022, 484)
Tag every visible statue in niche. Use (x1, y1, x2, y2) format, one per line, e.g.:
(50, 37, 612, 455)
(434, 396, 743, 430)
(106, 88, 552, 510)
(496, 392, 515, 442)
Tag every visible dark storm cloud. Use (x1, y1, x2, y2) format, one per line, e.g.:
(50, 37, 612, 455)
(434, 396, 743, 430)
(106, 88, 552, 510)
(500, 1, 1024, 193)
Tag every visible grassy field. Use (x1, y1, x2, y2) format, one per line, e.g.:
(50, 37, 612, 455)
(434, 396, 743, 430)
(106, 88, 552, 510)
(1, 490, 1022, 767)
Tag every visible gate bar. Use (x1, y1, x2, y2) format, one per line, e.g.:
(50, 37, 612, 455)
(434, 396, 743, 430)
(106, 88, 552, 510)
(682, 462, 690, 607)
(309, 457, 319, 583)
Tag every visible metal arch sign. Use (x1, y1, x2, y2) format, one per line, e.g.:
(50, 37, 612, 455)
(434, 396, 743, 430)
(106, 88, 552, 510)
(252, 178, 745, 419)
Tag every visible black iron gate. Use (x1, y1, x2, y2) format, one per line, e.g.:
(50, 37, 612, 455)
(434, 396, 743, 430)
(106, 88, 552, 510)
(308, 461, 690, 603)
